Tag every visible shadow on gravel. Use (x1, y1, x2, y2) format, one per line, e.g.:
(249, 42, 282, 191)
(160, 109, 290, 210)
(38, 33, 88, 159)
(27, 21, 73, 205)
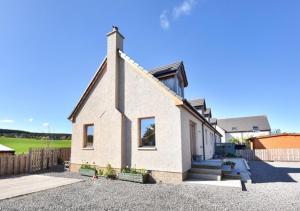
(249, 161, 300, 183)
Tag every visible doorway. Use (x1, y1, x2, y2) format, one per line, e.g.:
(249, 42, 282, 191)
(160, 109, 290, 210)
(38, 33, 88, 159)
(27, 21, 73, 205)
(189, 121, 196, 161)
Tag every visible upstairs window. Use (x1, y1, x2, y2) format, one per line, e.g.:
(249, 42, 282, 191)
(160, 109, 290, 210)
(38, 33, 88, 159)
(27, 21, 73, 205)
(253, 126, 259, 132)
(139, 117, 155, 147)
(84, 124, 94, 148)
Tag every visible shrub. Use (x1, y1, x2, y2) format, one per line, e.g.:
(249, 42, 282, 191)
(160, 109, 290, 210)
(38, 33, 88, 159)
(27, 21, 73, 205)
(223, 161, 236, 169)
(97, 169, 104, 176)
(229, 137, 240, 144)
(104, 164, 115, 178)
(121, 166, 148, 176)
(122, 166, 131, 173)
(80, 162, 96, 171)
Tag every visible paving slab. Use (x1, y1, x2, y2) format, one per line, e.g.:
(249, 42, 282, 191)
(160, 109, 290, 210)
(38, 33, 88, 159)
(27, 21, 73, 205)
(0, 175, 82, 200)
(183, 179, 242, 188)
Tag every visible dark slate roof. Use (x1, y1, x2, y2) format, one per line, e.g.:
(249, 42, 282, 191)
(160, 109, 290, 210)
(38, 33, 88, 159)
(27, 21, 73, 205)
(204, 108, 211, 116)
(149, 61, 188, 87)
(189, 99, 206, 108)
(217, 115, 271, 132)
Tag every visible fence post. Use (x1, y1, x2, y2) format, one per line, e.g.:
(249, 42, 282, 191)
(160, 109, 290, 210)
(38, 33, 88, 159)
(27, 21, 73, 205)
(40, 148, 44, 171)
(28, 148, 32, 173)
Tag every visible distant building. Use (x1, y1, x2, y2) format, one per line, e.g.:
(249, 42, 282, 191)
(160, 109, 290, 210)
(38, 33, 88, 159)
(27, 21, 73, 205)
(0, 144, 15, 156)
(216, 115, 271, 143)
(249, 133, 300, 149)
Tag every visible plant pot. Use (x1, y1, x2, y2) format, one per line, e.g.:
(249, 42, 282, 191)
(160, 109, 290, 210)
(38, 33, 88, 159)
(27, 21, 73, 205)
(118, 172, 148, 183)
(50, 164, 65, 172)
(80, 168, 96, 177)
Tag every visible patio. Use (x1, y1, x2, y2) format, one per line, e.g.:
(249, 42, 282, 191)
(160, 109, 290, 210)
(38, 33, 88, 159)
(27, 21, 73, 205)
(0, 175, 82, 200)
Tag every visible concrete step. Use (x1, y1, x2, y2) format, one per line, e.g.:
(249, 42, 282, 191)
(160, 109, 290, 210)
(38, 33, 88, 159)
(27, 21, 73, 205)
(192, 164, 222, 170)
(222, 174, 241, 180)
(192, 160, 223, 170)
(222, 169, 242, 180)
(190, 168, 222, 175)
(188, 173, 221, 181)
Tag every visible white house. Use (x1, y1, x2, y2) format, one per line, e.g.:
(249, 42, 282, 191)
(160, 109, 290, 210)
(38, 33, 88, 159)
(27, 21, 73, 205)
(68, 27, 222, 183)
(216, 115, 271, 143)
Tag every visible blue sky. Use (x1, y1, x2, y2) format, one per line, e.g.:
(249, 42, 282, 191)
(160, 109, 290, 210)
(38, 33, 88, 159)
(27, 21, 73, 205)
(0, 0, 299, 133)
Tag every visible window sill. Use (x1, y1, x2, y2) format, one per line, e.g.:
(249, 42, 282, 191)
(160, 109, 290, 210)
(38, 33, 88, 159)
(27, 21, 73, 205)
(82, 147, 94, 150)
(137, 147, 157, 151)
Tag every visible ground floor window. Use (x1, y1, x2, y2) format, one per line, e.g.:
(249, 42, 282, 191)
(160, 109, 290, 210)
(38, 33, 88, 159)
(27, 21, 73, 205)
(83, 124, 94, 148)
(139, 117, 155, 147)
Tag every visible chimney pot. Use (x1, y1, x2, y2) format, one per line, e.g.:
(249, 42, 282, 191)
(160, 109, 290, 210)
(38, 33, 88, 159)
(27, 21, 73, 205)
(112, 26, 119, 31)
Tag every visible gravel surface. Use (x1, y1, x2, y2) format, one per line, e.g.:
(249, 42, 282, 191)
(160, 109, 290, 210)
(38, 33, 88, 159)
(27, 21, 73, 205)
(0, 161, 300, 211)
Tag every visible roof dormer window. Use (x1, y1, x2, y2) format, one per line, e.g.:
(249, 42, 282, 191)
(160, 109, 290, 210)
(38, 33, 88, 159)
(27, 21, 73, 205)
(253, 126, 259, 132)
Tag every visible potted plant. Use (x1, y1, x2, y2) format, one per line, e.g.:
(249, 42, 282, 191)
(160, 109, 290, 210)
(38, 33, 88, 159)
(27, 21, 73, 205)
(223, 161, 236, 170)
(79, 162, 97, 177)
(97, 169, 105, 178)
(103, 164, 116, 179)
(118, 166, 148, 183)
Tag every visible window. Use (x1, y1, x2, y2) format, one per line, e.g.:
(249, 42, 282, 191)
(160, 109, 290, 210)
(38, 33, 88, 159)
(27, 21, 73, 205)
(84, 124, 94, 148)
(232, 127, 237, 131)
(160, 76, 184, 98)
(253, 126, 259, 132)
(139, 117, 155, 147)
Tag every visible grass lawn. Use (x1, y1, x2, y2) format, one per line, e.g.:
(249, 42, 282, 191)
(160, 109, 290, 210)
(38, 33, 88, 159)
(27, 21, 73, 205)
(0, 137, 71, 154)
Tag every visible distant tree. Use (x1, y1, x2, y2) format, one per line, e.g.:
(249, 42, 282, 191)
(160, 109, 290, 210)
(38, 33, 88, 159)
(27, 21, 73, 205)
(142, 124, 155, 145)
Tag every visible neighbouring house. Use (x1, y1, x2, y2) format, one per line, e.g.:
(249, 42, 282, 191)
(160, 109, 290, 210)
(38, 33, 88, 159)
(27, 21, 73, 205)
(216, 115, 271, 143)
(0, 144, 15, 156)
(249, 133, 300, 149)
(68, 27, 222, 183)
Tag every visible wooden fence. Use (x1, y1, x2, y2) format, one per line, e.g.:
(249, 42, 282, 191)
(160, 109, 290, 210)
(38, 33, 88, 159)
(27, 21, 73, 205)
(0, 148, 71, 177)
(236, 149, 300, 161)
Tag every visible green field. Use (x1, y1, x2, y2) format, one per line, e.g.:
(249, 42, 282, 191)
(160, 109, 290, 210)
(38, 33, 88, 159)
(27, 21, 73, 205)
(0, 137, 71, 154)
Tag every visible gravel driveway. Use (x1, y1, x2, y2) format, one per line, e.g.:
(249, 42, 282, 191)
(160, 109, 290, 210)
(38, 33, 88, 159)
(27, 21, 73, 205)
(0, 161, 300, 211)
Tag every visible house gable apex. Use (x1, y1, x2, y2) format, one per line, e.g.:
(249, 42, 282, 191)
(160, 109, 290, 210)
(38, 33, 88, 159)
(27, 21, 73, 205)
(68, 57, 107, 122)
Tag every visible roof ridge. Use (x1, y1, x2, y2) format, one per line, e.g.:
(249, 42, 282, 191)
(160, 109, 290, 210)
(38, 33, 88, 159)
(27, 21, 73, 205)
(218, 115, 267, 120)
(189, 98, 205, 101)
(149, 61, 183, 72)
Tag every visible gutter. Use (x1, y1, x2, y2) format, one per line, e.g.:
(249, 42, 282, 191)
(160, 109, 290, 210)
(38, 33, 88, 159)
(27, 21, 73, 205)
(201, 123, 206, 160)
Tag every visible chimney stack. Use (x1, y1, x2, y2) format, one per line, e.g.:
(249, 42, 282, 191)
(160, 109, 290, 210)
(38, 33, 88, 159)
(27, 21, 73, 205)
(106, 26, 124, 109)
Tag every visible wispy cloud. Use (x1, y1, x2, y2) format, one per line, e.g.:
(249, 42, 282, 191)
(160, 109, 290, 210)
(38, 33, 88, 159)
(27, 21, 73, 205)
(159, 0, 198, 29)
(0, 119, 14, 123)
(173, 0, 197, 19)
(28, 118, 33, 123)
(160, 10, 170, 30)
(42, 122, 49, 127)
